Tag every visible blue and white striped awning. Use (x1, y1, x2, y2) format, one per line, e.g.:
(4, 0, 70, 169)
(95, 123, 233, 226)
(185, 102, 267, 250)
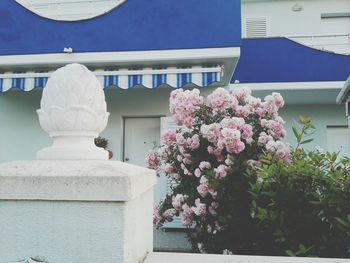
(0, 66, 222, 92)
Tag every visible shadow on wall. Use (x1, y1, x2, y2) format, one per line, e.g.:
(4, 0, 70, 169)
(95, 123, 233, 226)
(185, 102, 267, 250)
(0, 90, 51, 162)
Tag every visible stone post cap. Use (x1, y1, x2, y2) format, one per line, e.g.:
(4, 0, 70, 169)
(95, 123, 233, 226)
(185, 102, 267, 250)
(37, 63, 110, 160)
(0, 160, 156, 201)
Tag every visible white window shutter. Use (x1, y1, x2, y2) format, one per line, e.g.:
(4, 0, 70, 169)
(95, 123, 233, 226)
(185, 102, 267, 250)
(160, 117, 185, 228)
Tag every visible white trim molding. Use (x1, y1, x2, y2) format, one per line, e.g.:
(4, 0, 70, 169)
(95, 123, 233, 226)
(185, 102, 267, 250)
(229, 81, 345, 91)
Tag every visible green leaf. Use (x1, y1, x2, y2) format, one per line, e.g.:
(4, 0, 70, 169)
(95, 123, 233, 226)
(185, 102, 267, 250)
(335, 217, 348, 226)
(299, 244, 306, 251)
(300, 139, 314, 145)
(292, 127, 301, 141)
(286, 250, 296, 257)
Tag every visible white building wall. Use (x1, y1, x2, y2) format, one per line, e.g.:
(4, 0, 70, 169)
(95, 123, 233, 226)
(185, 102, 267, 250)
(242, 0, 350, 36)
(242, 0, 350, 54)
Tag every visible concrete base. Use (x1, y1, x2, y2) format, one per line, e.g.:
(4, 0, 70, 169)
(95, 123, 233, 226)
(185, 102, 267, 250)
(144, 252, 350, 263)
(0, 160, 156, 263)
(153, 229, 191, 252)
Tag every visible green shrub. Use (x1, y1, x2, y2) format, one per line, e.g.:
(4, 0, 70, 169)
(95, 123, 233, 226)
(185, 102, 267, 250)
(249, 119, 350, 257)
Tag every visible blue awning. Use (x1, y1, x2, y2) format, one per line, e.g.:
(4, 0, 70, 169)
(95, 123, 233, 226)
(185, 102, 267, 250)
(0, 66, 222, 92)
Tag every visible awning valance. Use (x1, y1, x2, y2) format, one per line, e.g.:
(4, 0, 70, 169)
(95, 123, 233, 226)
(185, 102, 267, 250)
(0, 66, 222, 92)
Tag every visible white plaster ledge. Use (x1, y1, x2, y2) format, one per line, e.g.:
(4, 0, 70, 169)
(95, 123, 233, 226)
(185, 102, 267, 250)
(144, 252, 350, 263)
(0, 160, 156, 201)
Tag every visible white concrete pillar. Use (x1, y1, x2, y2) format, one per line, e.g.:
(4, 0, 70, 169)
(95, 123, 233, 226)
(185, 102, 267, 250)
(0, 64, 156, 263)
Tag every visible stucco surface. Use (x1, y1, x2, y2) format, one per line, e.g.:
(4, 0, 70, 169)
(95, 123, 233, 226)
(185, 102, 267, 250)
(0, 200, 124, 262)
(0, 189, 153, 263)
(0, 160, 156, 201)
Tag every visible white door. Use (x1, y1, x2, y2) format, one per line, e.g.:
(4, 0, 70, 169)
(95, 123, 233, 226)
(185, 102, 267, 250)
(124, 117, 166, 206)
(326, 126, 350, 157)
(124, 117, 160, 166)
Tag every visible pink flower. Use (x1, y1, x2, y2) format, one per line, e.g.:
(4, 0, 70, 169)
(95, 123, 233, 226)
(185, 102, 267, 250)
(176, 133, 186, 146)
(258, 132, 273, 146)
(162, 130, 177, 146)
(162, 163, 174, 173)
(187, 134, 200, 150)
(182, 153, 192, 164)
(169, 88, 203, 128)
(163, 208, 176, 220)
(263, 93, 284, 115)
(220, 117, 245, 129)
(214, 164, 229, 178)
(153, 207, 162, 227)
(197, 183, 209, 197)
(247, 159, 262, 169)
(207, 145, 214, 154)
(176, 155, 183, 162)
(233, 87, 251, 101)
(172, 194, 188, 210)
(146, 150, 159, 169)
(199, 161, 211, 170)
(207, 87, 238, 111)
(180, 203, 194, 226)
(201, 123, 221, 143)
(235, 105, 251, 118)
(266, 140, 291, 163)
(241, 124, 253, 142)
(192, 198, 206, 217)
(194, 168, 202, 177)
(197, 176, 214, 197)
(246, 96, 262, 109)
(218, 128, 245, 154)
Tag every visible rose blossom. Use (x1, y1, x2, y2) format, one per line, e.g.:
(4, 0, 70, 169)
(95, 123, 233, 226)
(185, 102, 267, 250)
(233, 87, 251, 101)
(146, 150, 159, 169)
(192, 198, 207, 217)
(207, 87, 238, 111)
(169, 88, 203, 128)
(163, 208, 176, 220)
(194, 168, 202, 177)
(172, 194, 188, 210)
(214, 164, 229, 178)
(162, 130, 177, 146)
(180, 203, 194, 226)
(199, 161, 211, 170)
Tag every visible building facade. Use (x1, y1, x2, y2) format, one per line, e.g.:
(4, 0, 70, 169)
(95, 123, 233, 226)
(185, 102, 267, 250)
(235, 0, 350, 156)
(0, 0, 350, 251)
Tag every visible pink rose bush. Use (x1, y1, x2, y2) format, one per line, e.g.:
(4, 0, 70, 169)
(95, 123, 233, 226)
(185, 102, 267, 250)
(146, 87, 290, 253)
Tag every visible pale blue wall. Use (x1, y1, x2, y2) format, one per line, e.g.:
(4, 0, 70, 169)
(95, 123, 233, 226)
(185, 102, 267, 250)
(0, 90, 347, 163)
(0, 90, 51, 162)
(280, 104, 347, 150)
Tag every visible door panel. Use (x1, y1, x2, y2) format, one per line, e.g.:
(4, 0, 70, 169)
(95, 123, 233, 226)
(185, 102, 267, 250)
(124, 117, 160, 166)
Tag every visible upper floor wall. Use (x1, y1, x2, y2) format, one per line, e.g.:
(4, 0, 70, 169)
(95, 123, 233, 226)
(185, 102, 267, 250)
(241, 0, 350, 54)
(0, 0, 241, 56)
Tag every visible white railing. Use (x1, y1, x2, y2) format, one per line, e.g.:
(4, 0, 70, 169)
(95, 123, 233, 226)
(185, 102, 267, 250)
(287, 34, 350, 55)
